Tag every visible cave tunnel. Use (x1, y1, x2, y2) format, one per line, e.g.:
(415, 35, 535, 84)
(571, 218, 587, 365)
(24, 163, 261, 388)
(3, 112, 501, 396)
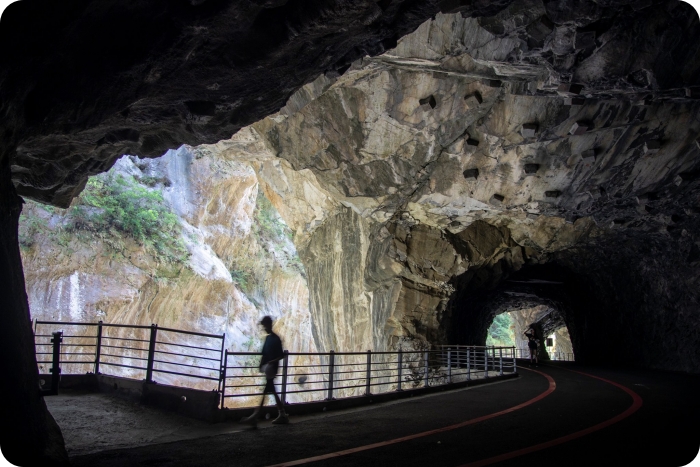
(444, 232, 700, 373)
(2, 0, 700, 465)
(449, 263, 581, 363)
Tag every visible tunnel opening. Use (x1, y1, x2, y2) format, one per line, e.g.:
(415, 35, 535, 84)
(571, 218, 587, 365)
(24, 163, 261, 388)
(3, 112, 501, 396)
(445, 260, 589, 364)
(485, 308, 575, 362)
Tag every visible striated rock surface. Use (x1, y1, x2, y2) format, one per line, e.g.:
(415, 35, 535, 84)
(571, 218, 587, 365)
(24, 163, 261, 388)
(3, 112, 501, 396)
(184, 8, 700, 372)
(6, 3, 700, 465)
(20, 146, 318, 400)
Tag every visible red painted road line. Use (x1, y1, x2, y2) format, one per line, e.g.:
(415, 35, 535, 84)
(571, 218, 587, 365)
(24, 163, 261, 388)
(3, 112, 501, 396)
(457, 368, 644, 467)
(266, 369, 556, 467)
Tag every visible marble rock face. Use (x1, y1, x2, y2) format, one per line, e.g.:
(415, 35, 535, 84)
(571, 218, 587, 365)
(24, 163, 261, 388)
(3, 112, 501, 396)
(187, 9, 700, 372)
(7, 2, 700, 370)
(5, 3, 700, 465)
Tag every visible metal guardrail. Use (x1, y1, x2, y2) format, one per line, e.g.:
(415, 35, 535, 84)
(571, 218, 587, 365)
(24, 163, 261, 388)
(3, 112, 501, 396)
(222, 345, 517, 408)
(33, 320, 225, 391)
(513, 347, 575, 361)
(33, 320, 519, 409)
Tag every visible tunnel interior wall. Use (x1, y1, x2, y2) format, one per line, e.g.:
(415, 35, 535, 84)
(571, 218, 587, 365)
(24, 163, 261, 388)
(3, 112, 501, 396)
(446, 227, 700, 373)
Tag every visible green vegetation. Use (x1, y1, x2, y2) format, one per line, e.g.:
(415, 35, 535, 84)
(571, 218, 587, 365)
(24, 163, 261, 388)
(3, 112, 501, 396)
(20, 171, 188, 266)
(68, 173, 187, 263)
(18, 209, 48, 249)
(253, 188, 292, 242)
(230, 267, 253, 293)
(486, 312, 515, 347)
(225, 189, 307, 301)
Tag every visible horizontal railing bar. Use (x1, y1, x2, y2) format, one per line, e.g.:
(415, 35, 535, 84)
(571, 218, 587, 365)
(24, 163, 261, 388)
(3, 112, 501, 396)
(153, 349, 221, 362)
(58, 352, 93, 356)
(36, 321, 152, 329)
(152, 359, 220, 372)
(224, 383, 267, 390)
(223, 393, 267, 398)
(100, 336, 150, 344)
(155, 341, 222, 353)
(282, 388, 337, 396)
(53, 334, 96, 338)
(101, 344, 148, 352)
(157, 326, 224, 339)
(100, 361, 148, 371)
(101, 353, 149, 362)
(151, 368, 221, 381)
(52, 360, 94, 365)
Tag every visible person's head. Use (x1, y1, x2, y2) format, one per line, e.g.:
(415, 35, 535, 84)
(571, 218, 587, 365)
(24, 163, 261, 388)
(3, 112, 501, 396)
(260, 316, 273, 333)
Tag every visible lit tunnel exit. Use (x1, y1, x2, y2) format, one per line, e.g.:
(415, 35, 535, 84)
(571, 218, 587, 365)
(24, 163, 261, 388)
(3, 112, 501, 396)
(486, 308, 575, 362)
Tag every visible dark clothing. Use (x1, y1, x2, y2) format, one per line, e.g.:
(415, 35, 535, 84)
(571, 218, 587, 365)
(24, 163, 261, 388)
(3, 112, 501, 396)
(263, 378, 276, 394)
(525, 331, 538, 350)
(260, 331, 284, 375)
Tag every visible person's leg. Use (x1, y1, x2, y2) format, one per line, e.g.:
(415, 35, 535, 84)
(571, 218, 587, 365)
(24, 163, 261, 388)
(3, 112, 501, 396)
(269, 381, 289, 424)
(240, 383, 268, 425)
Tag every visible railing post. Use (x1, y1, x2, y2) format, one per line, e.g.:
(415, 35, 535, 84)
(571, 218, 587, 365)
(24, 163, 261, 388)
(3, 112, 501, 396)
(423, 351, 429, 388)
(447, 348, 452, 384)
(467, 347, 471, 380)
(94, 321, 103, 375)
(145, 323, 158, 383)
(327, 351, 335, 400)
(484, 348, 489, 378)
(513, 346, 517, 373)
(499, 347, 503, 376)
(49, 331, 63, 395)
(397, 348, 403, 391)
(281, 350, 289, 405)
(220, 352, 228, 409)
(217, 334, 226, 393)
(365, 350, 372, 396)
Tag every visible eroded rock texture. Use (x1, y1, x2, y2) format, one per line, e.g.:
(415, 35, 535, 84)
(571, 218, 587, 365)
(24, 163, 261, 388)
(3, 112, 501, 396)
(197, 6, 700, 371)
(2, 2, 700, 463)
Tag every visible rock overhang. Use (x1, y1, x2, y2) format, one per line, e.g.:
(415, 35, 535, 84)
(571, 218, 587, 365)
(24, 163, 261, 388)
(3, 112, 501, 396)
(3, 0, 700, 370)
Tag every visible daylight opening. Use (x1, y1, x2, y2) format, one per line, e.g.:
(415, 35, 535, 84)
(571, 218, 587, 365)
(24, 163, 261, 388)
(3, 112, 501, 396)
(486, 307, 574, 361)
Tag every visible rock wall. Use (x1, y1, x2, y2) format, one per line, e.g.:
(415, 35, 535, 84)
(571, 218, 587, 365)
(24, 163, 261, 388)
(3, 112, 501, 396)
(191, 10, 700, 372)
(20, 147, 318, 399)
(6, 2, 700, 465)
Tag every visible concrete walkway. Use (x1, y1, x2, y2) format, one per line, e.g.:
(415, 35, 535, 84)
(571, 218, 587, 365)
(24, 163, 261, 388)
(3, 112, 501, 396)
(58, 362, 699, 466)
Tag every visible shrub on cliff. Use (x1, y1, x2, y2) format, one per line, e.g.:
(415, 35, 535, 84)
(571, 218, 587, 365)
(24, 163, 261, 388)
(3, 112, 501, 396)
(486, 312, 515, 347)
(69, 173, 188, 263)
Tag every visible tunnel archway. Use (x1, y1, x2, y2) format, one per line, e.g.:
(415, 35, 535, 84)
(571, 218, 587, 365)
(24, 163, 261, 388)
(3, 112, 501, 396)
(449, 262, 581, 362)
(485, 305, 575, 362)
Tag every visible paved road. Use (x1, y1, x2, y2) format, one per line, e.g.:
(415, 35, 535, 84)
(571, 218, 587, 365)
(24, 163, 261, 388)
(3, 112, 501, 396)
(71, 362, 700, 467)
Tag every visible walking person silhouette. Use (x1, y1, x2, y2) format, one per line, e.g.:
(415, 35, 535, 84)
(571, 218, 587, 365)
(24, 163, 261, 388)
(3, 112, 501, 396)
(240, 316, 289, 427)
(524, 328, 539, 366)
